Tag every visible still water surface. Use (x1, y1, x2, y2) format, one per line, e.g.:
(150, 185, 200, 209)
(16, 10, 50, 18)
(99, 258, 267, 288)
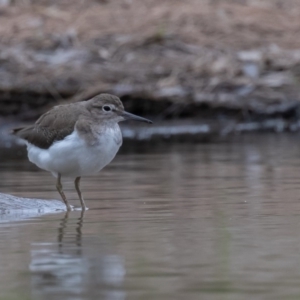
(1, 134, 300, 299)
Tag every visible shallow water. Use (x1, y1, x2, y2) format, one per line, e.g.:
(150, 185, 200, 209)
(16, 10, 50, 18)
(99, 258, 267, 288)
(1, 134, 300, 299)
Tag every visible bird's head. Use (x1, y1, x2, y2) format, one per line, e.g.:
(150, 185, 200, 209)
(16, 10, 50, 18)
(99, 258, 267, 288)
(88, 93, 152, 124)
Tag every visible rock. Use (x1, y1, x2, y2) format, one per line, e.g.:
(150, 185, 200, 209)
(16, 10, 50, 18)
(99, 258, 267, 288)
(0, 0, 10, 7)
(242, 63, 260, 78)
(260, 72, 293, 87)
(155, 86, 188, 98)
(238, 50, 263, 62)
(0, 193, 67, 222)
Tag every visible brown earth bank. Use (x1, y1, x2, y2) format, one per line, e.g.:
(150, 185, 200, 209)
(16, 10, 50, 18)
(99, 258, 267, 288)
(1, 0, 300, 140)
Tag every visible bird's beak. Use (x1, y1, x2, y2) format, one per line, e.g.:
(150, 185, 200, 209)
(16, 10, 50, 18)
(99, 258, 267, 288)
(122, 111, 153, 124)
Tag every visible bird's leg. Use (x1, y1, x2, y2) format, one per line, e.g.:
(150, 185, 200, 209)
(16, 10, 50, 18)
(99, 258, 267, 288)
(75, 177, 87, 210)
(56, 173, 72, 211)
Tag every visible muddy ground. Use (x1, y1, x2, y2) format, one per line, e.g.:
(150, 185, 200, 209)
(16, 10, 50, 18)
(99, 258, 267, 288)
(1, 0, 300, 141)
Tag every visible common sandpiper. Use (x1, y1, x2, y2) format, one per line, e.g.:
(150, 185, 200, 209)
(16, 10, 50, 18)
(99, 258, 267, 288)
(12, 93, 152, 210)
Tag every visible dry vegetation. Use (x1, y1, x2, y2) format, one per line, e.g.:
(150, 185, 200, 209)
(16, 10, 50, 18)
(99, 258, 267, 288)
(1, 0, 300, 124)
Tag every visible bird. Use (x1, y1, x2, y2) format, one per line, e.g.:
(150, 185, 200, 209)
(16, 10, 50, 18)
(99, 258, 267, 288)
(12, 93, 152, 210)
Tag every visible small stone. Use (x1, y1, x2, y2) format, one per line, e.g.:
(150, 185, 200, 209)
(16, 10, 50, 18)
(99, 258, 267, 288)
(261, 72, 293, 87)
(0, 0, 10, 7)
(242, 63, 260, 78)
(238, 50, 263, 62)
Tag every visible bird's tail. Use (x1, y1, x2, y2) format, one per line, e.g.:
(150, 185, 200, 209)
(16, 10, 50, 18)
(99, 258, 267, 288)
(11, 127, 25, 135)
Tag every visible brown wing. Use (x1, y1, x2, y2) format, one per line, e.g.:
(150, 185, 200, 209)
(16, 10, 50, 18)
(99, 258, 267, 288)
(12, 103, 84, 149)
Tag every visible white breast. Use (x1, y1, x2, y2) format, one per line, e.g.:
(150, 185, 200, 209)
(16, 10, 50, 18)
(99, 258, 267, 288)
(27, 126, 122, 178)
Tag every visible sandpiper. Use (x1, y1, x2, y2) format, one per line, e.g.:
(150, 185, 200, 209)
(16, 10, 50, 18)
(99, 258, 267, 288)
(13, 93, 152, 210)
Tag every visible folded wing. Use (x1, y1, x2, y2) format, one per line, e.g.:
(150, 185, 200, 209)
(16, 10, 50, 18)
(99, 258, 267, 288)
(12, 104, 82, 149)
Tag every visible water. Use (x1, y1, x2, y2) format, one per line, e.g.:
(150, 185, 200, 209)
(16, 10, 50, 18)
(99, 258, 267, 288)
(1, 134, 300, 299)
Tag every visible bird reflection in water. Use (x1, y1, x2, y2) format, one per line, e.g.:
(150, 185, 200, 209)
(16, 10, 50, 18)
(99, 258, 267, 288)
(57, 211, 84, 256)
(29, 211, 126, 300)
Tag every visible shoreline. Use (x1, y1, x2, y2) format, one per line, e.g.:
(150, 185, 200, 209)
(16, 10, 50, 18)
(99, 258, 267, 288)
(1, 117, 299, 153)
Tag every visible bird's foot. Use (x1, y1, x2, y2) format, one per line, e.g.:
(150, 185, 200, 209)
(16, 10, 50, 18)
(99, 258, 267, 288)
(66, 205, 74, 211)
(73, 206, 89, 211)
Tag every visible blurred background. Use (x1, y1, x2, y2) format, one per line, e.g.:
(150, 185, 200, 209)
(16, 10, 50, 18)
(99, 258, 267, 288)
(2, 2, 300, 300)
(2, 0, 300, 144)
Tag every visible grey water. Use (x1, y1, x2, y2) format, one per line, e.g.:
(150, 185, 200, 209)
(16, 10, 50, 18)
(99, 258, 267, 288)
(1, 134, 300, 300)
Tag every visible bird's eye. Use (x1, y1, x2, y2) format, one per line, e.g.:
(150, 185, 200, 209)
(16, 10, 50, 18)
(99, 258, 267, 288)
(102, 105, 112, 112)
